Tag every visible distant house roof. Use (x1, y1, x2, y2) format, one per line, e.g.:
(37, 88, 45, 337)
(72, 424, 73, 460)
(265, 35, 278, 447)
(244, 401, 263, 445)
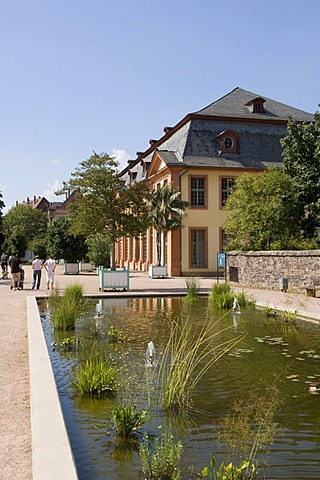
(50, 191, 77, 216)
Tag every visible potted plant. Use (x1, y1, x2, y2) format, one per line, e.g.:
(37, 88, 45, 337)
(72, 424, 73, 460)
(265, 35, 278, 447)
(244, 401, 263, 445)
(148, 183, 189, 278)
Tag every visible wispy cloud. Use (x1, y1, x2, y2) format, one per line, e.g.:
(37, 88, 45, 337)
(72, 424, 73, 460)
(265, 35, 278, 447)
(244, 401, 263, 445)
(43, 180, 64, 201)
(112, 149, 131, 171)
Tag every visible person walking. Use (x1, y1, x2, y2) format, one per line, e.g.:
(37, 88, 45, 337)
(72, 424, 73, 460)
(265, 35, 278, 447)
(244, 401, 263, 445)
(32, 255, 43, 290)
(44, 255, 56, 290)
(8, 251, 21, 290)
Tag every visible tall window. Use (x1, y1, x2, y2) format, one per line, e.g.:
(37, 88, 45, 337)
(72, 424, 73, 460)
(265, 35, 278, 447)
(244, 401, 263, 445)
(220, 177, 235, 207)
(190, 176, 207, 207)
(190, 229, 206, 267)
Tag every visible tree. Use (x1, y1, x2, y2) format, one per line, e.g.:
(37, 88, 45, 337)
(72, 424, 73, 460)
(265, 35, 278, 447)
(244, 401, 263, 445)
(85, 233, 111, 268)
(2, 204, 47, 256)
(148, 183, 189, 266)
(281, 112, 320, 240)
(57, 152, 151, 269)
(0, 191, 5, 251)
(46, 216, 87, 262)
(223, 168, 305, 251)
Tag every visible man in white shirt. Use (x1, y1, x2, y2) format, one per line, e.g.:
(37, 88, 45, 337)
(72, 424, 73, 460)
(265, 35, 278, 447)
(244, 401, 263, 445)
(44, 255, 56, 290)
(32, 255, 43, 290)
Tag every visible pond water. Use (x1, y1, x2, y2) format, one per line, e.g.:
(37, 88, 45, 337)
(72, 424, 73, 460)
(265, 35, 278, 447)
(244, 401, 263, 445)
(40, 296, 320, 479)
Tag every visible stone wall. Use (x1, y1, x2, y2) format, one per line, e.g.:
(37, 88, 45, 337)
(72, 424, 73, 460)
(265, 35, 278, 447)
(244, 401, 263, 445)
(226, 250, 320, 292)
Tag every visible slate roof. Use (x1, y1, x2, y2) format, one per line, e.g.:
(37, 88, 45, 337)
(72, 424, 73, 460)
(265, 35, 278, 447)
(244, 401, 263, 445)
(121, 87, 314, 181)
(193, 87, 314, 122)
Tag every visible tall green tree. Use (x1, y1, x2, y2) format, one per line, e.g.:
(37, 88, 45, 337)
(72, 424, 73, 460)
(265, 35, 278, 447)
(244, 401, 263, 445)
(224, 168, 305, 251)
(2, 204, 47, 256)
(281, 111, 320, 240)
(57, 152, 151, 269)
(0, 191, 5, 250)
(148, 183, 189, 265)
(46, 216, 87, 262)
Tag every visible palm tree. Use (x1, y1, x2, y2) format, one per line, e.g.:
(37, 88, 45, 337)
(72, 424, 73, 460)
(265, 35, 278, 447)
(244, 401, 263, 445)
(149, 183, 189, 266)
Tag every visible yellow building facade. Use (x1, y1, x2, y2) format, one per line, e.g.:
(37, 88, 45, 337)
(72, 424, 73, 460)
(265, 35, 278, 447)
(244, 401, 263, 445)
(118, 88, 314, 276)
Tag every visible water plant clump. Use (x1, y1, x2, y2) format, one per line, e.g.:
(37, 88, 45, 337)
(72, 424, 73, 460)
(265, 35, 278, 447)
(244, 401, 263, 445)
(52, 336, 80, 352)
(49, 283, 85, 330)
(217, 383, 283, 477)
(140, 430, 183, 480)
(185, 276, 200, 300)
(108, 325, 126, 343)
(72, 351, 118, 395)
(158, 312, 245, 409)
(63, 283, 85, 307)
(50, 300, 79, 330)
(210, 283, 255, 309)
(108, 404, 148, 439)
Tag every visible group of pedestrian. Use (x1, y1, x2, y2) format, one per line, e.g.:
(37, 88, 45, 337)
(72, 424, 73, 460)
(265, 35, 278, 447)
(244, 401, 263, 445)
(0, 252, 56, 290)
(31, 255, 56, 290)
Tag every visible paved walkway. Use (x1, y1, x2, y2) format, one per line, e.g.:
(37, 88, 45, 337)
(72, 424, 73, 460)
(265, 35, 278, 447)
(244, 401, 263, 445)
(1, 264, 320, 479)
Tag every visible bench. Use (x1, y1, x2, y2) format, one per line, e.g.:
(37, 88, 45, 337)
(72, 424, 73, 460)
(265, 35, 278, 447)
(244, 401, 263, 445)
(306, 277, 320, 297)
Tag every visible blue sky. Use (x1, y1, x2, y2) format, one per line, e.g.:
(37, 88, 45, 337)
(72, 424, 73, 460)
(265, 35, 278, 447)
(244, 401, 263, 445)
(1, 0, 319, 211)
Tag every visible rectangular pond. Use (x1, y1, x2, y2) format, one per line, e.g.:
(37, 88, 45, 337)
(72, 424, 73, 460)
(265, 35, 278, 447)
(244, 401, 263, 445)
(40, 296, 320, 479)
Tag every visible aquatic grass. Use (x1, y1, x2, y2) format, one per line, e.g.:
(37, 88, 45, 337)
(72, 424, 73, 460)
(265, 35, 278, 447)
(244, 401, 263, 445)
(49, 284, 85, 330)
(157, 311, 246, 409)
(50, 300, 79, 330)
(140, 430, 183, 480)
(72, 351, 118, 395)
(108, 404, 148, 438)
(185, 276, 200, 300)
(210, 283, 256, 309)
(235, 290, 256, 309)
(64, 283, 85, 307)
(210, 283, 234, 308)
(217, 382, 283, 477)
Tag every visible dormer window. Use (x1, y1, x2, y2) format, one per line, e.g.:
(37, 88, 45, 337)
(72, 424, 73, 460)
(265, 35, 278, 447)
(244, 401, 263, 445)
(224, 136, 233, 150)
(245, 96, 266, 114)
(216, 130, 239, 154)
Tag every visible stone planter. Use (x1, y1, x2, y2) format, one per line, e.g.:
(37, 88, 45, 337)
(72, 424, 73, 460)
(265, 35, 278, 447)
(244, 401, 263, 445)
(98, 267, 130, 291)
(148, 265, 168, 278)
(64, 262, 79, 275)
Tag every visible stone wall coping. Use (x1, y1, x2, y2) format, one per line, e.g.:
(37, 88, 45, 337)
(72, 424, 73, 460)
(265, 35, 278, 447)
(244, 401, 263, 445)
(227, 250, 320, 257)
